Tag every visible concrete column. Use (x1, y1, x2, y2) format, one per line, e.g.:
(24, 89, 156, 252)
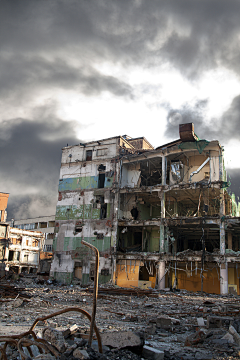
(173, 238, 177, 254)
(160, 155, 166, 253)
(228, 232, 232, 250)
(219, 149, 226, 255)
(4, 247, 9, 261)
(220, 195, 225, 255)
(160, 225, 165, 253)
(220, 263, 228, 294)
(158, 260, 165, 290)
(174, 200, 178, 216)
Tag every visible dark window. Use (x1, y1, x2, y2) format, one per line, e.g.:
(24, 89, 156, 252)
(8, 251, 14, 261)
(86, 150, 92, 161)
(98, 164, 106, 171)
(100, 203, 107, 219)
(98, 173, 105, 188)
(131, 207, 139, 220)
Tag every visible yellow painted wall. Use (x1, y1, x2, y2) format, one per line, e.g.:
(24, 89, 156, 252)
(116, 264, 140, 288)
(173, 267, 220, 294)
(116, 260, 156, 288)
(228, 267, 240, 295)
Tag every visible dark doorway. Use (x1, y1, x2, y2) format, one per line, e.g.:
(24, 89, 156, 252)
(8, 251, 14, 261)
(98, 173, 105, 188)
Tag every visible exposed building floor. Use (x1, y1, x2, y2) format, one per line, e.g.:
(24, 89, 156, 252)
(1, 278, 240, 359)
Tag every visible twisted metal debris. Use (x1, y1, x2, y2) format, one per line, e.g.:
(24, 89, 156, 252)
(0, 241, 102, 359)
(0, 307, 102, 359)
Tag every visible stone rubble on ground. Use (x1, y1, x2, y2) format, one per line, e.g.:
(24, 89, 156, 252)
(1, 278, 240, 359)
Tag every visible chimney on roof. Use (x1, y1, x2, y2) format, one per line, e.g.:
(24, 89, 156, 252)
(179, 123, 198, 142)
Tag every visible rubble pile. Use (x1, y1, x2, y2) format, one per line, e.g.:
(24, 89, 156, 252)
(0, 278, 31, 300)
(1, 279, 240, 359)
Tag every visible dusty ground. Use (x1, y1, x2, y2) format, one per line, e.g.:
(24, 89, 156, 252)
(1, 278, 240, 359)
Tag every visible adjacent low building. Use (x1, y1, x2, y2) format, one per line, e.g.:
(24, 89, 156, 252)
(13, 215, 55, 252)
(0, 223, 44, 274)
(50, 123, 240, 295)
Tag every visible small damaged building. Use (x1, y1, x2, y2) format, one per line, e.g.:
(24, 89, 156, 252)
(51, 124, 240, 295)
(0, 224, 44, 274)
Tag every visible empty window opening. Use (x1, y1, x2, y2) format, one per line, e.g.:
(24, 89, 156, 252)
(100, 203, 107, 219)
(98, 164, 106, 171)
(131, 206, 139, 220)
(134, 232, 142, 247)
(139, 262, 156, 281)
(86, 150, 92, 161)
(139, 266, 150, 281)
(98, 173, 105, 188)
(74, 265, 82, 280)
(90, 269, 94, 281)
(8, 251, 14, 261)
(101, 268, 109, 276)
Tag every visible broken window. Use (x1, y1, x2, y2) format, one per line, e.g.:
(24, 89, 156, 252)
(0, 225, 7, 238)
(98, 173, 105, 188)
(94, 196, 107, 219)
(170, 161, 184, 183)
(100, 203, 107, 219)
(8, 251, 14, 261)
(98, 164, 106, 188)
(86, 150, 92, 161)
(131, 207, 139, 220)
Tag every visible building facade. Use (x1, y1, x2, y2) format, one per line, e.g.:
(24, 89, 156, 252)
(0, 223, 44, 274)
(51, 124, 240, 295)
(13, 215, 55, 252)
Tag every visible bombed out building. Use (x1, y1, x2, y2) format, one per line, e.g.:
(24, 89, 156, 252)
(50, 123, 240, 295)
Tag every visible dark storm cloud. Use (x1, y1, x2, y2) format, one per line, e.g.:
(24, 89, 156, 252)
(0, 103, 81, 220)
(1, 0, 240, 78)
(1, 0, 240, 218)
(227, 169, 240, 200)
(0, 56, 133, 103)
(164, 95, 240, 144)
(164, 99, 209, 139)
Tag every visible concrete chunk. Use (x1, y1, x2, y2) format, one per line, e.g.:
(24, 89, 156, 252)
(142, 345, 164, 360)
(229, 325, 240, 345)
(43, 327, 67, 353)
(101, 331, 143, 350)
(197, 317, 205, 327)
(222, 332, 234, 344)
(73, 349, 90, 359)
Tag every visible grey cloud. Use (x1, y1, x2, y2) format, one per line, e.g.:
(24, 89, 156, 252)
(164, 95, 240, 144)
(227, 169, 240, 201)
(0, 103, 81, 220)
(164, 99, 209, 139)
(0, 56, 133, 103)
(2, 1, 240, 78)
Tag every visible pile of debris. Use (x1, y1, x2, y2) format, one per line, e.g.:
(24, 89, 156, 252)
(0, 278, 31, 300)
(1, 283, 240, 359)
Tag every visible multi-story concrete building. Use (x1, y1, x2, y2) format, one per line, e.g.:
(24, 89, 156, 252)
(51, 123, 240, 295)
(13, 215, 55, 252)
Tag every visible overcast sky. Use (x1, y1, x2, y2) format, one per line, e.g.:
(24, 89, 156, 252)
(1, 0, 240, 220)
